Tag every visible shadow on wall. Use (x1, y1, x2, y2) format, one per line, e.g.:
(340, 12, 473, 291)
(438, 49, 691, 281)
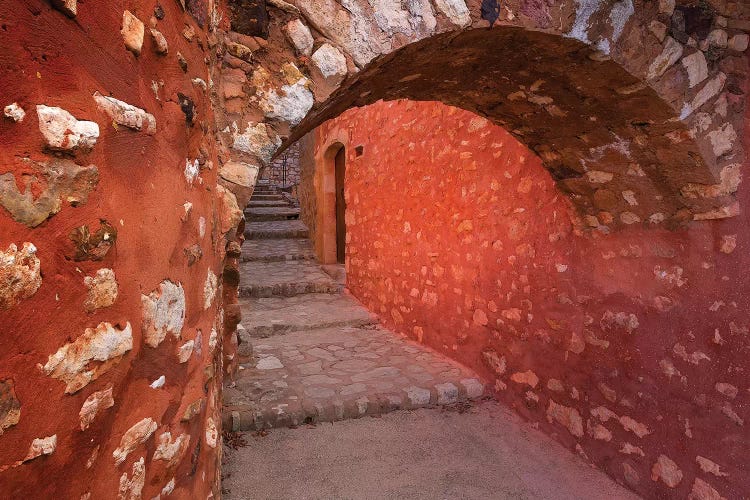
(305, 99, 750, 499)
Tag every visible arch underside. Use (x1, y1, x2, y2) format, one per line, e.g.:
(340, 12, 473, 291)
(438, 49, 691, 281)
(279, 27, 734, 230)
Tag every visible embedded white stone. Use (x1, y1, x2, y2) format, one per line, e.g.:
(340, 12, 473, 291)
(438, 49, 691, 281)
(24, 435, 57, 462)
(51, 0, 77, 17)
(141, 280, 186, 348)
(708, 123, 737, 157)
(647, 37, 683, 80)
(285, 19, 314, 56)
(231, 122, 281, 165)
(311, 43, 348, 87)
(220, 161, 260, 188)
(79, 386, 114, 430)
(121, 10, 145, 55)
(4, 102, 25, 122)
(433, 0, 470, 27)
(728, 34, 749, 53)
(113, 418, 156, 465)
(150, 375, 166, 389)
(0, 242, 41, 309)
(566, 0, 601, 44)
(681, 72, 726, 119)
(205, 417, 218, 448)
(36, 105, 99, 152)
(178, 340, 194, 363)
(185, 159, 200, 185)
(681, 51, 708, 88)
(260, 78, 314, 127)
(198, 216, 206, 238)
(93, 92, 156, 134)
(203, 270, 218, 310)
(42, 322, 133, 394)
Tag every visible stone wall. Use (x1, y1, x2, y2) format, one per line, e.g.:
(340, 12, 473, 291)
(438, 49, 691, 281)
(0, 1, 237, 497)
(313, 99, 750, 499)
(261, 140, 301, 188)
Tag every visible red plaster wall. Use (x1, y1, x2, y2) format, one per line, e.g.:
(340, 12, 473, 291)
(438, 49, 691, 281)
(315, 100, 750, 498)
(0, 2, 227, 497)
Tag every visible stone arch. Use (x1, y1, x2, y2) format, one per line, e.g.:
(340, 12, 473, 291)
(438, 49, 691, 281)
(218, 0, 747, 231)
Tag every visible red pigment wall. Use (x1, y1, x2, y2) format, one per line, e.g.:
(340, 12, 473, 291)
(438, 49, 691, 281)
(314, 100, 749, 498)
(0, 2, 232, 497)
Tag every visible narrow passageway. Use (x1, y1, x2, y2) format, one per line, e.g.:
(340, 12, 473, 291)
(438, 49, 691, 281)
(223, 182, 486, 430)
(221, 182, 635, 499)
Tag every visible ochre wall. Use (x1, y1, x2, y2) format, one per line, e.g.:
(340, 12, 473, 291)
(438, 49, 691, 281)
(314, 100, 750, 499)
(0, 2, 233, 497)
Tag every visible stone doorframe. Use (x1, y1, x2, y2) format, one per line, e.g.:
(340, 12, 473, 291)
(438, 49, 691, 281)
(313, 126, 349, 264)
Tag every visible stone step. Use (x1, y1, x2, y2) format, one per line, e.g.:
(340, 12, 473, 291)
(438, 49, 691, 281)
(223, 325, 486, 431)
(246, 220, 309, 240)
(242, 238, 316, 262)
(238, 293, 377, 338)
(248, 200, 290, 208)
(238, 260, 340, 298)
(250, 194, 285, 201)
(245, 207, 300, 221)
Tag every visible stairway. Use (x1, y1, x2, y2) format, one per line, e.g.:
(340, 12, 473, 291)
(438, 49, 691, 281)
(223, 184, 487, 431)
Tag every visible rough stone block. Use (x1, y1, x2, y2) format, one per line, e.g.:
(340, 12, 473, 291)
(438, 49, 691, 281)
(121, 10, 145, 55)
(36, 105, 99, 152)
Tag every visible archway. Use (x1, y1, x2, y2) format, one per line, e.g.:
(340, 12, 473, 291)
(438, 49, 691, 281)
(217, 2, 748, 496)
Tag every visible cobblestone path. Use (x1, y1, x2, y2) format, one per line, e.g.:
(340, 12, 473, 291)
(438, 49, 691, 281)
(223, 185, 486, 431)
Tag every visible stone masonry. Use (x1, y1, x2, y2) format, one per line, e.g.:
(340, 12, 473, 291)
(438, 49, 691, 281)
(223, 184, 486, 430)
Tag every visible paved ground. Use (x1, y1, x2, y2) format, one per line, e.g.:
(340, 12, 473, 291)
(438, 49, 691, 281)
(222, 400, 639, 500)
(225, 323, 485, 430)
(245, 206, 302, 220)
(238, 260, 341, 297)
(238, 293, 377, 337)
(246, 219, 309, 239)
(242, 238, 315, 262)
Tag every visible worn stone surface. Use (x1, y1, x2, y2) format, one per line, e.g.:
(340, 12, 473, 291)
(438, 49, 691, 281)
(239, 293, 377, 337)
(246, 219, 310, 239)
(242, 238, 315, 262)
(238, 260, 340, 297)
(224, 325, 485, 429)
(223, 401, 638, 499)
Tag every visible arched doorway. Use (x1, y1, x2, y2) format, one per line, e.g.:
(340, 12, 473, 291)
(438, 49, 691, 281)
(334, 146, 346, 264)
